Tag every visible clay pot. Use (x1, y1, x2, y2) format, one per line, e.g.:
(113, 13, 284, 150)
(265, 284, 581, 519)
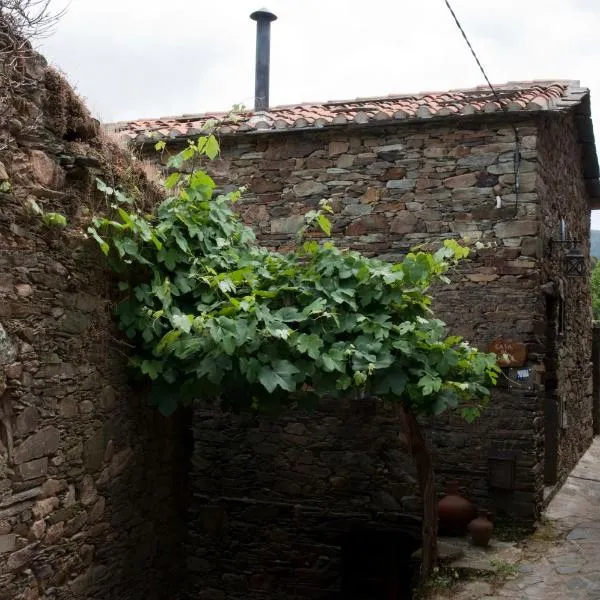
(438, 481, 475, 536)
(468, 510, 494, 547)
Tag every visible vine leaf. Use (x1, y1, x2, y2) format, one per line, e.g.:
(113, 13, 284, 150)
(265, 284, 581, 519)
(295, 334, 323, 360)
(258, 360, 300, 393)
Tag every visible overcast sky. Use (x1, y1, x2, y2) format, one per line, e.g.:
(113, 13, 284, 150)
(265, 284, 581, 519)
(40, 0, 600, 227)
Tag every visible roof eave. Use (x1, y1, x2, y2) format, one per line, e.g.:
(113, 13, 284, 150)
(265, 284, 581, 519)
(127, 108, 545, 147)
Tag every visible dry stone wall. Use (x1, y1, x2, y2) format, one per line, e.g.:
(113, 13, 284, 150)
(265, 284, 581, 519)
(189, 398, 421, 599)
(537, 112, 593, 484)
(0, 47, 187, 600)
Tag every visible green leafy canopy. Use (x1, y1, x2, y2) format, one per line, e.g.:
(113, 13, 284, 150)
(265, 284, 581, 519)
(89, 134, 499, 417)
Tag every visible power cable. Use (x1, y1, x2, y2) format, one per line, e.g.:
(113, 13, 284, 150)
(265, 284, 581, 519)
(442, 0, 521, 217)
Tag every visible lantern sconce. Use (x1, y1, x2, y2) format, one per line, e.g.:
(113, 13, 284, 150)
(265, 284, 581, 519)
(546, 218, 585, 277)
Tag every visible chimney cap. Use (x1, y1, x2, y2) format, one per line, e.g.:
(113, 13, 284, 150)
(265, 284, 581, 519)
(250, 7, 277, 22)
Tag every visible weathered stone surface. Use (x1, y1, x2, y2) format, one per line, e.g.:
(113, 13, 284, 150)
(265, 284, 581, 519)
(15, 407, 39, 435)
(458, 152, 499, 168)
(249, 177, 283, 194)
(336, 154, 355, 168)
(16, 457, 48, 480)
(29, 149, 60, 187)
(386, 178, 416, 190)
(88, 496, 105, 523)
(361, 187, 380, 203)
(59, 396, 77, 417)
(0, 533, 16, 554)
(284, 423, 306, 436)
(46, 505, 77, 525)
(65, 509, 88, 536)
(390, 212, 418, 234)
(79, 400, 94, 415)
(270, 215, 304, 235)
(383, 166, 407, 181)
(63, 484, 76, 508)
(6, 542, 39, 571)
(44, 521, 64, 544)
(494, 220, 538, 238)
(83, 428, 106, 473)
(4, 362, 22, 382)
(373, 143, 405, 160)
(444, 172, 478, 188)
(292, 180, 328, 197)
(0, 487, 42, 508)
(30, 519, 46, 540)
(328, 141, 349, 156)
(15, 283, 33, 297)
(13, 427, 60, 464)
(59, 311, 91, 334)
(79, 475, 98, 506)
(345, 214, 388, 235)
(32, 496, 59, 519)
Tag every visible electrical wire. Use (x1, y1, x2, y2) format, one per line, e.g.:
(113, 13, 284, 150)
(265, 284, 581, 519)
(442, 0, 521, 217)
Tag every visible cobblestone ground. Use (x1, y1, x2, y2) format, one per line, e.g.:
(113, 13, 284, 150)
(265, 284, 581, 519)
(431, 437, 600, 600)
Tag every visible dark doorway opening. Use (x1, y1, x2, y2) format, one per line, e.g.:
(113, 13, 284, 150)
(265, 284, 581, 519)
(341, 529, 420, 599)
(544, 293, 560, 486)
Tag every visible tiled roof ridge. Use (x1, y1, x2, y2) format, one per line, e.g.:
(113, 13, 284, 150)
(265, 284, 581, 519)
(105, 80, 588, 141)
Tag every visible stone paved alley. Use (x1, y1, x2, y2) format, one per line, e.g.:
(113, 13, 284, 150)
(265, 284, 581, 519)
(431, 437, 600, 600)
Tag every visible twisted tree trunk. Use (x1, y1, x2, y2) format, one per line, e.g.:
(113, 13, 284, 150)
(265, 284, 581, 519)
(399, 404, 438, 581)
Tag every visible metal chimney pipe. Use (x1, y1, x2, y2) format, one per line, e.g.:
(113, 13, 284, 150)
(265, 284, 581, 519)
(250, 8, 277, 111)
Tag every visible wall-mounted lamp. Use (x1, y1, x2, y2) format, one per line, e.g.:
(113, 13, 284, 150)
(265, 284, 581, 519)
(546, 220, 585, 277)
(564, 246, 585, 277)
(547, 238, 586, 277)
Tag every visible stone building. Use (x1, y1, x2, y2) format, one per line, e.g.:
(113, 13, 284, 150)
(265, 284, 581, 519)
(112, 78, 600, 598)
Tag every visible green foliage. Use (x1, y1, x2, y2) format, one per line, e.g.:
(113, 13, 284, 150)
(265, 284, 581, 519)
(592, 258, 600, 321)
(489, 559, 520, 579)
(421, 566, 460, 593)
(89, 136, 499, 416)
(28, 198, 68, 228)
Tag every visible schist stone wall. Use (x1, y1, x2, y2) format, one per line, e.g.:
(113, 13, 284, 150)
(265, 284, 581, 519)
(190, 399, 421, 599)
(0, 47, 187, 600)
(160, 110, 594, 598)
(536, 112, 593, 483)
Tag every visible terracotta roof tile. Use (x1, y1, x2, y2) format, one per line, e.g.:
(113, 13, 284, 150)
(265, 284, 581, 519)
(105, 80, 586, 141)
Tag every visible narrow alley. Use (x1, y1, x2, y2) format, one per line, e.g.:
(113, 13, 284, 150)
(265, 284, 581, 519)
(436, 438, 600, 600)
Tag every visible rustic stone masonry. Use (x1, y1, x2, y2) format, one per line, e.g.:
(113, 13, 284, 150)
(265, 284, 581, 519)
(0, 48, 187, 599)
(190, 399, 422, 599)
(161, 108, 594, 598)
(537, 112, 593, 485)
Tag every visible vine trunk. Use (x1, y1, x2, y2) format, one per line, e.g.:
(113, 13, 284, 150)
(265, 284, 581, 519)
(400, 404, 438, 582)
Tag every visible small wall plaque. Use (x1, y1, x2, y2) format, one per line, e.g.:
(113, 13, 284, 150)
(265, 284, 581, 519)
(487, 338, 527, 367)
